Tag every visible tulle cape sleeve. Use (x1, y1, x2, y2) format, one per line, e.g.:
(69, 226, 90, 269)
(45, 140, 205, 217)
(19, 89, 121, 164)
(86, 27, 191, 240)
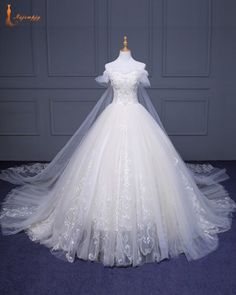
(0, 70, 114, 234)
(137, 68, 168, 135)
(0, 66, 166, 187)
(139, 69, 151, 88)
(95, 70, 110, 87)
(0, 67, 165, 187)
(0, 71, 113, 188)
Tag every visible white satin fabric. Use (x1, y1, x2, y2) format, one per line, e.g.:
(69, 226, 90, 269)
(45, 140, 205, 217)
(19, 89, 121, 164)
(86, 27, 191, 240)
(0, 69, 235, 267)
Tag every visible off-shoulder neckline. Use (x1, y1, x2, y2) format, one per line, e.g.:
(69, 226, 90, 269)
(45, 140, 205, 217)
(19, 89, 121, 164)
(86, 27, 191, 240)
(104, 68, 148, 76)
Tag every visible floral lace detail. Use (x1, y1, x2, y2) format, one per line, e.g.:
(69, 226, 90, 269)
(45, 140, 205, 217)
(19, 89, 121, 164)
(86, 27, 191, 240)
(1, 157, 235, 265)
(20, 127, 173, 265)
(1, 162, 48, 177)
(177, 161, 236, 235)
(107, 70, 141, 105)
(0, 206, 34, 219)
(186, 163, 214, 174)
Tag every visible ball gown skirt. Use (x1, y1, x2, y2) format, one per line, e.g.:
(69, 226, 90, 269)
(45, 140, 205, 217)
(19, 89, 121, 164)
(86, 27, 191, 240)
(0, 69, 235, 267)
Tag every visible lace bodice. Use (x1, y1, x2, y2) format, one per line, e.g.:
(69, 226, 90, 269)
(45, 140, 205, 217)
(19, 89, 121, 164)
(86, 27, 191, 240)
(108, 70, 140, 105)
(96, 69, 150, 105)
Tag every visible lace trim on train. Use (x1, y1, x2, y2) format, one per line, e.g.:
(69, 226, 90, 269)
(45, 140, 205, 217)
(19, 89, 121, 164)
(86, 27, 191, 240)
(0, 162, 222, 178)
(1, 162, 48, 177)
(1, 162, 235, 266)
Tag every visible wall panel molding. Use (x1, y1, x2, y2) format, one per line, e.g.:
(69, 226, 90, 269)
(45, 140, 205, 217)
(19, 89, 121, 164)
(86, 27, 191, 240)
(46, 0, 99, 77)
(50, 98, 97, 135)
(0, 99, 39, 135)
(161, 97, 209, 135)
(162, 0, 212, 77)
(0, 0, 36, 77)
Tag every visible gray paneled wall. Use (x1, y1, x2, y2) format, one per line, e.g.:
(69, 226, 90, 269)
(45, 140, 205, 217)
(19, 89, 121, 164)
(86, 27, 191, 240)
(0, 0, 235, 161)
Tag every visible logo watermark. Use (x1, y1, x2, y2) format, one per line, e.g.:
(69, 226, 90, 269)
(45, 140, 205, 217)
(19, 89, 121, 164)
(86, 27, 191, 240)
(3, 3, 41, 27)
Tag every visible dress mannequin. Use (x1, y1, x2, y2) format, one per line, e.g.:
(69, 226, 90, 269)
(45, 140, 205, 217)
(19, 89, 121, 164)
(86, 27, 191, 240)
(105, 36, 145, 73)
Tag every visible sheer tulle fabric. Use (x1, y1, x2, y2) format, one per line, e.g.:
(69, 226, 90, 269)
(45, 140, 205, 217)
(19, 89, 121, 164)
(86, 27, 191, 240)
(0, 68, 235, 267)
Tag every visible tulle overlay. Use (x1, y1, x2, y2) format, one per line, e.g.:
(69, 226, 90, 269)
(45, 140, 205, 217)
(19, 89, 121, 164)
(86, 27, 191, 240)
(0, 102, 235, 266)
(0, 69, 235, 267)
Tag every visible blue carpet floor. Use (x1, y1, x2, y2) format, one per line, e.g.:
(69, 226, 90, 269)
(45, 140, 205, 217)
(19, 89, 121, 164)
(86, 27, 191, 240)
(0, 161, 235, 295)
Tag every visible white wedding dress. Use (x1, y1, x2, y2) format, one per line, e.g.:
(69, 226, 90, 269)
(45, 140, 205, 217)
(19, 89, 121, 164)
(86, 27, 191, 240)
(0, 67, 235, 267)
